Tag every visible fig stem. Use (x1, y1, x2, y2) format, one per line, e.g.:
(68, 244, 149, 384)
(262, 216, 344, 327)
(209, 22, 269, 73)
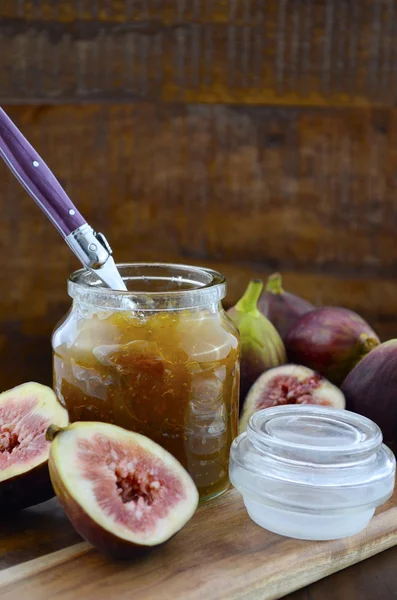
(266, 273, 284, 295)
(359, 335, 380, 356)
(46, 424, 64, 442)
(235, 279, 263, 314)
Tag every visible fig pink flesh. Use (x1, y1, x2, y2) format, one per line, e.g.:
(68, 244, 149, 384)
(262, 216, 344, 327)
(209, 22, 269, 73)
(0, 397, 49, 469)
(77, 434, 187, 534)
(256, 374, 331, 409)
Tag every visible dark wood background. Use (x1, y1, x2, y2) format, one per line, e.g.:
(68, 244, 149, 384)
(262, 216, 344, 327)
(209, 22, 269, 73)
(2, 1, 397, 599)
(2, 0, 397, 391)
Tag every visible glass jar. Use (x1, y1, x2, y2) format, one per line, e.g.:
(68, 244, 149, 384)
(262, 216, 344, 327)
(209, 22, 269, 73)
(230, 405, 396, 540)
(52, 263, 240, 501)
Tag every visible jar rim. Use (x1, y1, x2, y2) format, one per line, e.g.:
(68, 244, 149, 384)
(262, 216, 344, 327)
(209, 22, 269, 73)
(68, 262, 227, 310)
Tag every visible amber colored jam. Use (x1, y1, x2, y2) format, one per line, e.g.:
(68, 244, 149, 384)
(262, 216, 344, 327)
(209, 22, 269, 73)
(53, 308, 240, 501)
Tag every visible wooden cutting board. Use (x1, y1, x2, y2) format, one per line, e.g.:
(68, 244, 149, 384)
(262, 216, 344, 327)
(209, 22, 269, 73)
(1, 486, 397, 600)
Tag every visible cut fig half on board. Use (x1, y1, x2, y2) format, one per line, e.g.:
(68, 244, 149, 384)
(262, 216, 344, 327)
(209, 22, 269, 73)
(46, 422, 199, 558)
(239, 364, 345, 432)
(0, 382, 69, 511)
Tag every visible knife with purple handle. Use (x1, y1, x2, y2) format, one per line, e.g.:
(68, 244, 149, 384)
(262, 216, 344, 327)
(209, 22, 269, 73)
(0, 107, 126, 290)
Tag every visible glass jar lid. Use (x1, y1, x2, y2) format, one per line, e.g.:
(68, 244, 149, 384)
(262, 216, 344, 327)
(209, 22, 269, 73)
(230, 405, 396, 514)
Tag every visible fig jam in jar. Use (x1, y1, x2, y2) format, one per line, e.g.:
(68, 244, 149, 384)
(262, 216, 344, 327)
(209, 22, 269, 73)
(52, 263, 240, 501)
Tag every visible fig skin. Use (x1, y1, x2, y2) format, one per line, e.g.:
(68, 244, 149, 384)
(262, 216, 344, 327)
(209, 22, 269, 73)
(0, 461, 55, 513)
(0, 382, 69, 512)
(47, 422, 199, 559)
(341, 340, 397, 447)
(258, 273, 314, 340)
(240, 364, 345, 432)
(227, 279, 286, 406)
(284, 307, 380, 385)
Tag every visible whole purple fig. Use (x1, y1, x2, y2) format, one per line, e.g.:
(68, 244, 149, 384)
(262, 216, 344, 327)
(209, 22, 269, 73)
(341, 340, 397, 446)
(285, 307, 380, 385)
(227, 279, 286, 406)
(258, 273, 314, 340)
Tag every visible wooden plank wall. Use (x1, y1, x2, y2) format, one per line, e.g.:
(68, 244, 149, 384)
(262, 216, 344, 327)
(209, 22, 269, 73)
(1, 0, 397, 389)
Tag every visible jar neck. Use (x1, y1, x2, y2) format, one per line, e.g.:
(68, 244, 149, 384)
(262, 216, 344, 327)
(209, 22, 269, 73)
(68, 263, 227, 312)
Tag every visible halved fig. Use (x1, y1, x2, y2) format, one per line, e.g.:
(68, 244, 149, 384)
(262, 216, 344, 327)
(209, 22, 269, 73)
(0, 382, 69, 511)
(239, 364, 345, 432)
(47, 422, 199, 558)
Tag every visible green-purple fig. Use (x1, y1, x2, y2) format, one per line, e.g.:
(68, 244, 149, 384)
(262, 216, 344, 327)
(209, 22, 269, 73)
(227, 279, 286, 405)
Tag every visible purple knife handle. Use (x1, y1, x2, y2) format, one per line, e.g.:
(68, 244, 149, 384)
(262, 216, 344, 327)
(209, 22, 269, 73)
(0, 107, 85, 237)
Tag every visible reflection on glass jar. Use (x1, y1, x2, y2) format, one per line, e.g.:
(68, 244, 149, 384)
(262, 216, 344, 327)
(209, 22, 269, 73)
(52, 263, 240, 501)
